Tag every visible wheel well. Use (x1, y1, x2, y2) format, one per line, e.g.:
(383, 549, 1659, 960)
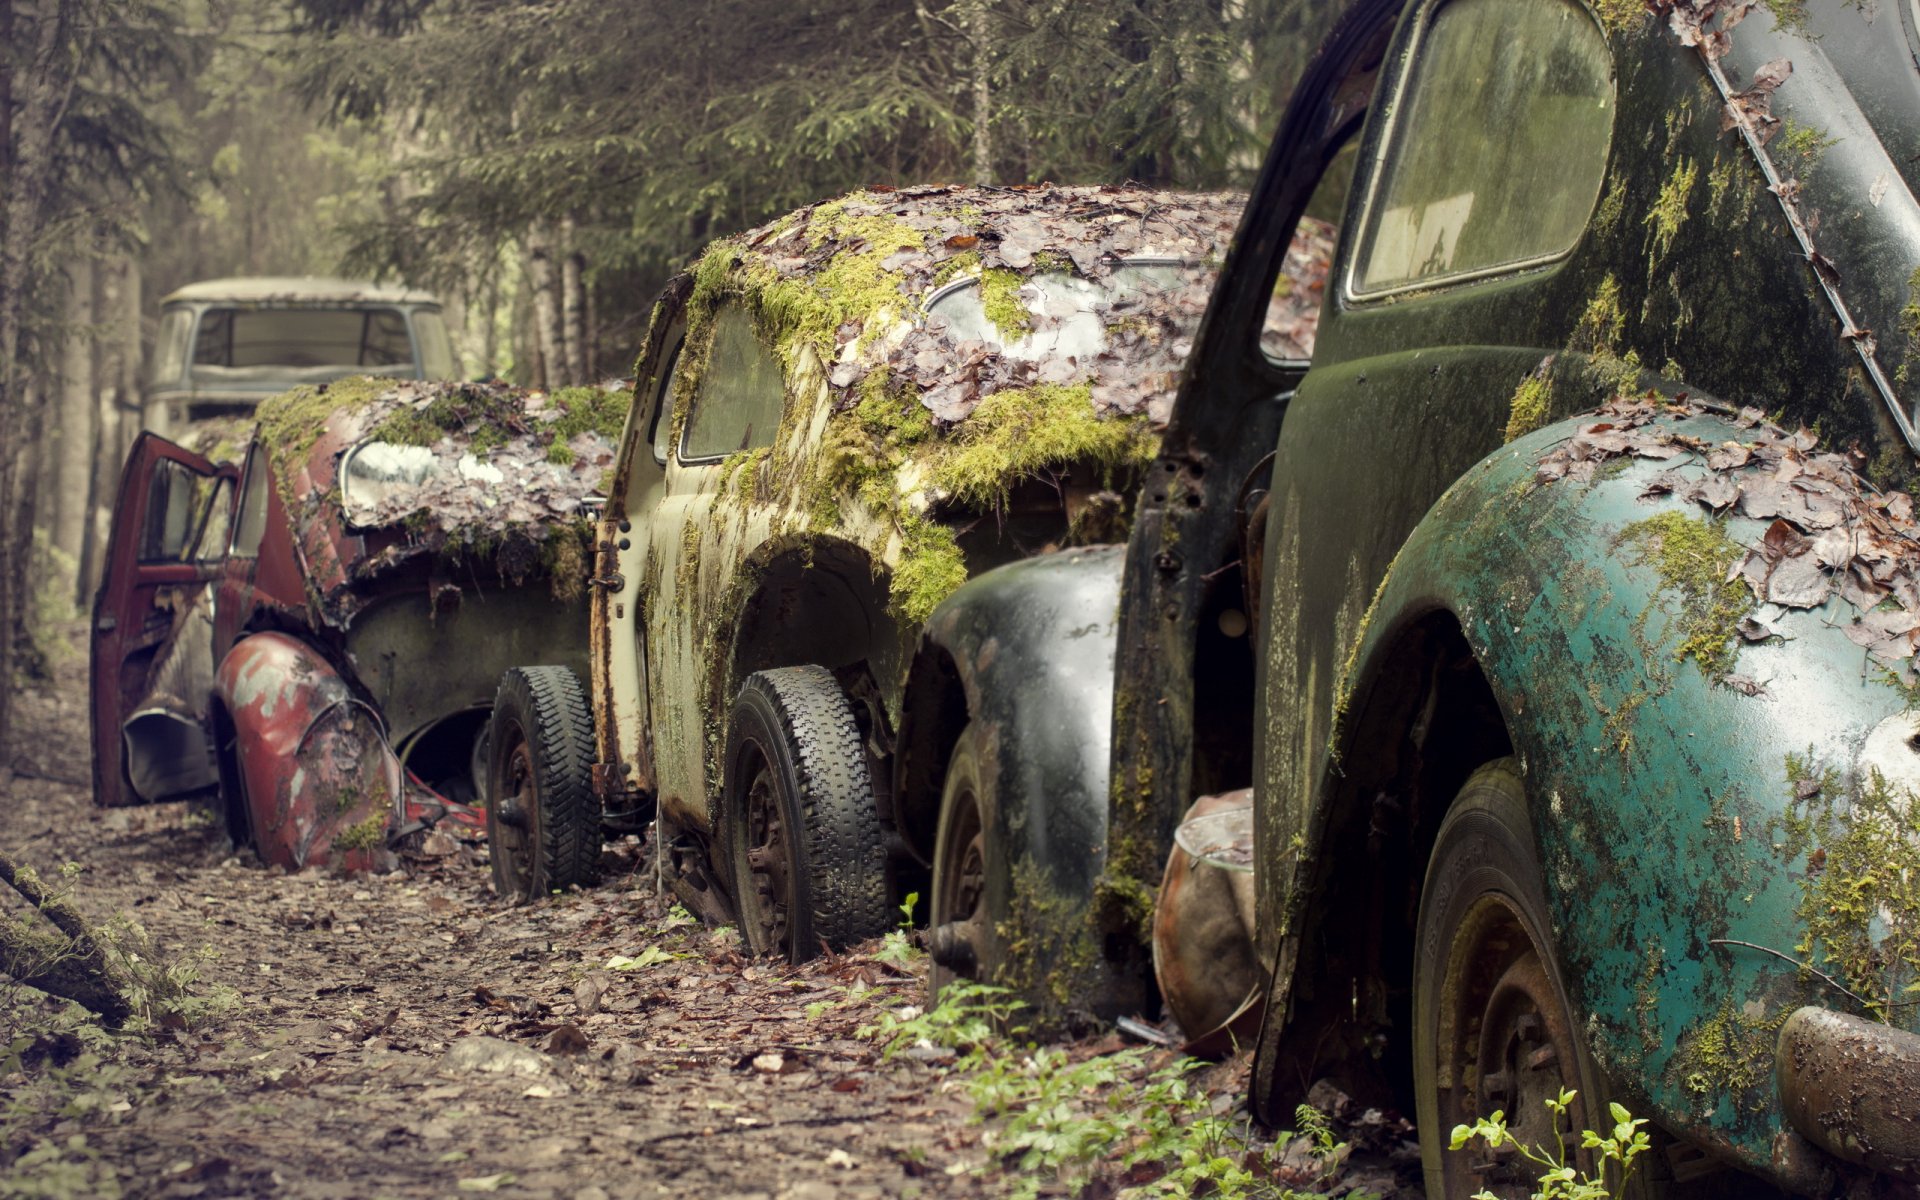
(894, 644, 969, 884)
(207, 698, 247, 846)
(727, 538, 892, 686)
(1270, 610, 1511, 1119)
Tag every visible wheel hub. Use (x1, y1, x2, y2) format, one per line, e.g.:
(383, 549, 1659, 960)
(743, 764, 791, 955)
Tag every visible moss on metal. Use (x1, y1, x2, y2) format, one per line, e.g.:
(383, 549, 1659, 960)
(978, 268, 1033, 341)
(1646, 158, 1698, 262)
(1776, 756, 1920, 1021)
(1504, 364, 1555, 443)
(1616, 512, 1752, 677)
(993, 858, 1098, 1018)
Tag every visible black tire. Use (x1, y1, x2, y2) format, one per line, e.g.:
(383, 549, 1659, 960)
(928, 724, 1007, 999)
(487, 665, 598, 902)
(722, 665, 889, 962)
(210, 703, 254, 853)
(1414, 760, 1638, 1200)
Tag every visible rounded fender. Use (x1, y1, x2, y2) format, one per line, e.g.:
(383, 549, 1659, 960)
(215, 632, 401, 872)
(1274, 404, 1920, 1176)
(899, 545, 1127, 1017)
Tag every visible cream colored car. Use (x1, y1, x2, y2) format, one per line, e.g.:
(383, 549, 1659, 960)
(489, 185, 1300, 957)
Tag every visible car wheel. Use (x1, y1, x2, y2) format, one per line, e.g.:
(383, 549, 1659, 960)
(1415, 758, 1644, 1200)
(487, 666, 598, 903)
(210, 703, 255, 853)
(722, 666, 889, 962)
(928, 723, 1006, 999)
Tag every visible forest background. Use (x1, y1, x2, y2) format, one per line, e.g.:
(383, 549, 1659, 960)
(0, 0, 1329, 758)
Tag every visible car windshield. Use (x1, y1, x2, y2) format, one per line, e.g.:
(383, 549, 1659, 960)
(925, 263, 1197, 361)
(191, 306, 417, 383)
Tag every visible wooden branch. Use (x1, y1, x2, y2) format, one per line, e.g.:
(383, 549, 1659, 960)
(0, 848, 132, 1025)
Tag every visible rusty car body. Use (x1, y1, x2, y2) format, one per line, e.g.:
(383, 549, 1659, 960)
(899, 0, 1920, 1194)
(491, 185, 1342, 956)
(145, 276, 458, 436)
(91, 377, 623, 873)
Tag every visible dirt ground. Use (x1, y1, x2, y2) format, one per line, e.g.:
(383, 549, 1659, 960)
(0, 634, 1422, 1199)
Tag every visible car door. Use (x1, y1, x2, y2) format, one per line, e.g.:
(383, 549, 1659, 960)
(642, 301, 786, 829)
(90, 433, 237, 808)
(594, 307, 684, 802)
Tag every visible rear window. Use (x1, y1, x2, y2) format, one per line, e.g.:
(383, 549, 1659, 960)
(413, 309, 457, 379)
(150, 308, 192, 387)
(192, 307, 416, 370)
(1351, 0, 1614, 297)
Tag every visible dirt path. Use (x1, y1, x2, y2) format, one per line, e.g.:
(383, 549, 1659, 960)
(0, 637, 1421, 1199)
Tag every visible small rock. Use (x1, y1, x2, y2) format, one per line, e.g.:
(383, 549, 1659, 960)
(574, 971, 612, 1015)
(440, 1036, 553, 1078)
(751, 1053, 785, 1074)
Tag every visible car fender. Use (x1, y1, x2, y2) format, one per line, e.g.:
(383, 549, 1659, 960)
(898, 544, 1131, 1017)
(1264, 404, 1920, 1173)
(214, 632, 401, 873)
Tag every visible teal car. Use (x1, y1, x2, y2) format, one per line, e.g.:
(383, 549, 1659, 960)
(900, 0, 1920, 1194)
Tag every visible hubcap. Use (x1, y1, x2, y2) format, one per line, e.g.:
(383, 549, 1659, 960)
(930, 785, 988, 987)
(1437, 899, 1592, 1200)
(497, 731, 540, 895)
(741, 753, 792, 956)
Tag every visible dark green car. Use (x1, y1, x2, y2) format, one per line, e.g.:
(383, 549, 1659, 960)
(897, 0, 1920, 1194)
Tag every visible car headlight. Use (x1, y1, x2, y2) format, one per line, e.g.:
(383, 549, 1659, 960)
(341, 441, 441, 518)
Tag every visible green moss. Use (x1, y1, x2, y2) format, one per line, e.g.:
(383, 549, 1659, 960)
(744, 194, 928, 367)
(931, 249, 981, 288)
(1646, 158, 1698, 262)
(1571, 274, 1626, 356)
(993, 858, 1098, 1021)
(978, 268, 1033, 341)
(1897, 265, 1920, 386)
(546, 443, 575, 466)
(1591, 0, 1647, 34)
(928, 383, 1155, 511)
(1090, 871, 1157, 946)
(1779, 763, 1920, 1019)
(1503, 368, 1554, 444)
(1775, 120, 1839, 177)
(1706, 158, 1737, 218)
(1593, 173, 1627, 232)
(547, 385, 631, 444)
(541, 519, 592, 605)
(1674, 1000, 1791, 1106)
(891, 511, 969, 624)
(1617, 512, 1752, 677)
(331, 815, 386, 854)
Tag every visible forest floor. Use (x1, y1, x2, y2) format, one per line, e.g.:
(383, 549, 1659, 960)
(0, 628, 1423, 1199)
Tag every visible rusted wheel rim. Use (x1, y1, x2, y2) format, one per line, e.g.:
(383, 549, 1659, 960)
(1437, 897, 1591, 1200)
(742, 756, 791, 956)
(498, 732, 540, 895)
(931, 783, 987, 988)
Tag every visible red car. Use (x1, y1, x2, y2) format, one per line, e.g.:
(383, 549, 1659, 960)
(90, 377, 624, 871)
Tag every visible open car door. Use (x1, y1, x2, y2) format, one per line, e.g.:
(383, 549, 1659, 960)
(90, 433, 237, 808)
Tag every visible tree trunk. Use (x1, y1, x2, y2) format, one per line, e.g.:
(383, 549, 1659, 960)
(526, 223, 563, 389)
(0, 0, 83, 760)
(969, 0, 994, 185)
(54, 258, 96, 606)
(560, 215, 587, 387)
(0, 849, 133, 1025)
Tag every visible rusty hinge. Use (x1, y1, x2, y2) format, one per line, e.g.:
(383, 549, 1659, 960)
(591, 761, 627, 798)
(588, 571, 625, 592)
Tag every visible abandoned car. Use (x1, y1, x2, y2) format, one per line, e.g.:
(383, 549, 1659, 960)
(91, 377, 624, 873)
(488, 184, 1335, 951)
(900, 0, 1920, 1194)
(146, 276, 458, 435)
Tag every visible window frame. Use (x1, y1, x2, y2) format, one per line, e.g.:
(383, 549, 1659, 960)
(675, 305, 786, 466)
(1341, 0, 1615, 304)
(649, 335, 684, 466)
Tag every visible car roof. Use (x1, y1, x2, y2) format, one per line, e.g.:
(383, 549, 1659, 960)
(159, 276, 442, 306)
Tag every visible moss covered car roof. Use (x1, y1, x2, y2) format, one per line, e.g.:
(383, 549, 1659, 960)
(689, 184, 1276, 428)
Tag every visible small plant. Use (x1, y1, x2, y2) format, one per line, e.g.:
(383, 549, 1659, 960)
(874, 891, 921, 967)
(857, 979, 1024, 1064)
(1449, 1089, 1650, 1200)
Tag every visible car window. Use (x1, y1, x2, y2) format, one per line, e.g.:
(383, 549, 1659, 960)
(413, 308, 456, 379)
(650, 337, 684, 465)
(1350, 0, 1613, 298)
(194, 479, 234, 562)
(192, 307, 415, 369)
(150, 308, 192, 387)
(138, 460, 210, 563)
(680, 306, 783, 462)
(230, 446, 271, 559)
(927, 264, 1196, 360)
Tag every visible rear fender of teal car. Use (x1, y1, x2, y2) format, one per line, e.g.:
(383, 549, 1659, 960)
(1255, 403, 1920, 1185)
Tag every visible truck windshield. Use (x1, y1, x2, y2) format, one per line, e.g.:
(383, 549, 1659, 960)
(192, 307, 417, 376)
